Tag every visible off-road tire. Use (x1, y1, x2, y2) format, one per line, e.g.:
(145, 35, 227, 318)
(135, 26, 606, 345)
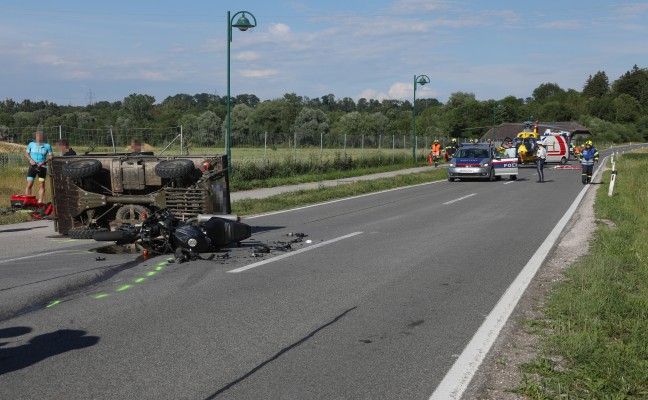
(94, 230, 137, 243)
(62, 159, 102, 179)
(67, 227, 109, 240)
(154, 159, 195, 179)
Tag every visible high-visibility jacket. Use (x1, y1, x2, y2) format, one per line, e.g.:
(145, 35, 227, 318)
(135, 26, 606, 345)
(431, 143, 442, 156)
(580, 146, 599, 166)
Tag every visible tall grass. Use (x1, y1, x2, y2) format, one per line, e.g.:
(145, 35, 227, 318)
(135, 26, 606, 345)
(516, 152, 648, 399)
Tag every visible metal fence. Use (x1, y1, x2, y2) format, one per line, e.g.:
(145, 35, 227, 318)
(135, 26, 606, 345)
(0, 125, 478, 164)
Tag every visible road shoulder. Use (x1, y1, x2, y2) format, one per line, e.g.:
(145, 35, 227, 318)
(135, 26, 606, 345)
(465, 172, 600, 399)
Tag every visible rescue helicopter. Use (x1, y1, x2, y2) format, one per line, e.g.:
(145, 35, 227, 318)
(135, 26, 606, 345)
(512, 121, 572, 165)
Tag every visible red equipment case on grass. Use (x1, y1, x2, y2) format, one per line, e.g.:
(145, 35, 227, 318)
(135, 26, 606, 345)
(10, 195, 41, 208)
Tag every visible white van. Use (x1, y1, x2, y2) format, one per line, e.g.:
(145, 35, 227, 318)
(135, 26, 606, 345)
(539, 131, 571, 164)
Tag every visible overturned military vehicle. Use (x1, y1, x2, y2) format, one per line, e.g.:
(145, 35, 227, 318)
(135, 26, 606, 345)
(51, 153, 250, 248)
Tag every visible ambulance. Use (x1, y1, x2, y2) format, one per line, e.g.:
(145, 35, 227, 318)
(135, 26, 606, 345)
(539, 129, 571, 164)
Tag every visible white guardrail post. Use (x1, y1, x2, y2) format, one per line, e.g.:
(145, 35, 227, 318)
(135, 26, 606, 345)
(608, 157, 617, 197)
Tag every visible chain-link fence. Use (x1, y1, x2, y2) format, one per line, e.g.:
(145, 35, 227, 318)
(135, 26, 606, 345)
(0, 125, 478, 164)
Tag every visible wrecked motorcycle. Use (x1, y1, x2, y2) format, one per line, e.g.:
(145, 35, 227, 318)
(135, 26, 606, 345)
(93, 209, 251, 261)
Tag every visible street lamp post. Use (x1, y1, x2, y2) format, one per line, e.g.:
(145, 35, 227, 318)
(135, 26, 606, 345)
(492, 103, 502, 141)
(227, 10, 257, 176)
(412, 74, 430, 162)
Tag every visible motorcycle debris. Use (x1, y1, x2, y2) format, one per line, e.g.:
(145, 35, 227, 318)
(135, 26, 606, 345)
(253, 245, 271, 253)
(95, 257, 106, 261)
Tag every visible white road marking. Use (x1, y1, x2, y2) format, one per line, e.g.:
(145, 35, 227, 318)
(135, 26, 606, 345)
(0, 250, 71, 265)
(227, 231, 363, 273)
(244, 180, 446, 220)
(442, 193, 476, 205)
(428, 157, 609, 400)
(503, 181, 515, 185)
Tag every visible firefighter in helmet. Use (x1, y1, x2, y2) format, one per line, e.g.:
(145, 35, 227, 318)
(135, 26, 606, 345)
(445, 138, 458, 161)
(579, 140, 599, 184)
(430, 139, 442, 166)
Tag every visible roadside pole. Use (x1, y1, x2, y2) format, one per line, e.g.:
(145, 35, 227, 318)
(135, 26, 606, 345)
(608, 159, 617, 197)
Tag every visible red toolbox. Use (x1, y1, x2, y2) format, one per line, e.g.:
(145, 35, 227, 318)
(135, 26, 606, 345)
(10, 194, 40, 208)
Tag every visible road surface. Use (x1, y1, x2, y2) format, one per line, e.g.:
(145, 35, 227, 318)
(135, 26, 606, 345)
(0, 145, 642, 399)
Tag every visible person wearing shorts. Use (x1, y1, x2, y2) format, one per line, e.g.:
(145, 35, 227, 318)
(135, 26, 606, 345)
(24, 132, 53, 203)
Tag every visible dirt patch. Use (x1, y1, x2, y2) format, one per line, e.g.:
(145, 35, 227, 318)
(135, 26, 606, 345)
(0, 141, 26, 153)
(464, 172, 603, 399)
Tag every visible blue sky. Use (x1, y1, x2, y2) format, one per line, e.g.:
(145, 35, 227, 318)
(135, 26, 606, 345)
(1, 0, 647, 105)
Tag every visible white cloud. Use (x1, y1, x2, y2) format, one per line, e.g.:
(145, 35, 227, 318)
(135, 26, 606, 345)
(239, 69, 279, 78)
(388, 0, 453, 14)
(268, 23, 292, 38)
(235, 51, 261, 61)
(358, 89, 389, 101)
(538, 20, 583, 30)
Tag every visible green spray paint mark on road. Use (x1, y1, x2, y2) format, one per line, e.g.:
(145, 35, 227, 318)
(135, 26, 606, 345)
(146, 271, 157, 277)
(94, 293, 110, 299)
(116, 284, 132, 292)
(134, 277, 146, 283)
(46, 300, 62, 308)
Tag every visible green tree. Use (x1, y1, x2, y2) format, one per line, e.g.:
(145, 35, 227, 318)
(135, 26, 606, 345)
(582, 71, 610, 98)
(220, 104, 252, 143)
(612, 65, 648, 107)
(293, 107, 330, 145)
(532, 83, 565, 102)
(612, 94, 641, 122)
(122, 94, 156, 122)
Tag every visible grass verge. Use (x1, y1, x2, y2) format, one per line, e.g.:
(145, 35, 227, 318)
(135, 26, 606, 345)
(232, 168, 448, 216)
(515, 152, 648, 399)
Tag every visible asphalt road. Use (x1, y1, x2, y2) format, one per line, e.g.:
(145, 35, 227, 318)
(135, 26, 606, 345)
(0, 145, 643, 400)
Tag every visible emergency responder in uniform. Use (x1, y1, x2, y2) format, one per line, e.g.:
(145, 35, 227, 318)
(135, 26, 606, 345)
(430, 139, 442, 167)
(579, 140, 598, 184)
(536, 140, 547, 183)
(445, 138, 458, 161)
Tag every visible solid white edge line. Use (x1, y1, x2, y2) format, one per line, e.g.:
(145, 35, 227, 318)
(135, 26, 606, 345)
(0, 250, 71, 265)
(429, 156, 609, 400)
(442, 193, 477, 205)
(227, 232, 363, 273)
(243, 179, 446, 220)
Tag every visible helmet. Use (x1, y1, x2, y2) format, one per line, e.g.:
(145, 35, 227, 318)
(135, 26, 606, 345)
(434, 139, 439, 143)
(452, 138, 457, 143)
(585, 140, 592, 146)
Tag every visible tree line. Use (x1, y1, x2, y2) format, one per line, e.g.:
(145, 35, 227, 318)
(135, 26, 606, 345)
(1, 65, 647, 145)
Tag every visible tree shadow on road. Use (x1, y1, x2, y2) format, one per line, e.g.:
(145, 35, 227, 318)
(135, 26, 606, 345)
(0, 225, 49, 234)
(0, 327, 99, 375)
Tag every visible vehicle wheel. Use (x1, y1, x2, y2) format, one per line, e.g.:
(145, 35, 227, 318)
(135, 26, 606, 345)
(67, 227, 109, 240)
(115, 205, 150, 225)
(510, 175, 517, 181)
(155, 159, 195, 179)
(62, 159, 102, 179)
(560, 156, 567, 165)
(488, 168, 495, 181)
(448, 177, 454, 182)
(495, 175, 502, 181)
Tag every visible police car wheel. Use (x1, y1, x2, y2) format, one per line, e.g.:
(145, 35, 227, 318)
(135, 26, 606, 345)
(62, 159, 102, 179)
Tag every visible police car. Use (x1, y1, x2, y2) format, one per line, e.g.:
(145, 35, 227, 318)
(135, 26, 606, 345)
(447, 143, 518, 182)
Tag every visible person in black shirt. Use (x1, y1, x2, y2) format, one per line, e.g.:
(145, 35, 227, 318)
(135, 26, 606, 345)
(57, 139, 77, 156)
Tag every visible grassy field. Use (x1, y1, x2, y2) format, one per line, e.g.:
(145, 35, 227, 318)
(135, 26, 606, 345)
(232, 168, 448, 216)
(515, 151, 648, 398)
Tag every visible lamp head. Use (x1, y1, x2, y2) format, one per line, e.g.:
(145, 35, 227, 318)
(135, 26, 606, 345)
(233, 13, 255, 31)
